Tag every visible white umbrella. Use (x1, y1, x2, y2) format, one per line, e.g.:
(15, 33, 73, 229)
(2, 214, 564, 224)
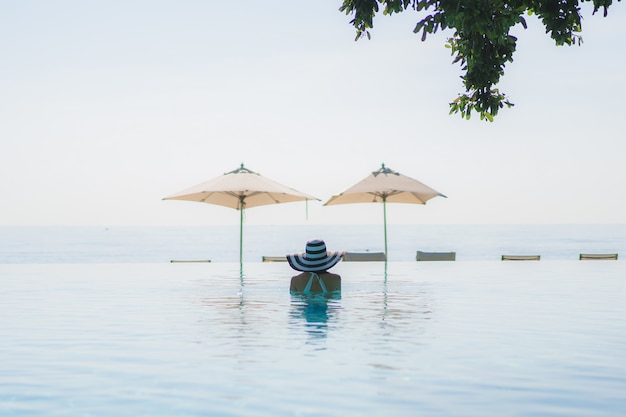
(164, 164, 318, 264)
(324, 163, 446, 257)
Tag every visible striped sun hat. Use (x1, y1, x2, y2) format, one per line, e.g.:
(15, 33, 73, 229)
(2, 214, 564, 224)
(286, 239, 342, 272)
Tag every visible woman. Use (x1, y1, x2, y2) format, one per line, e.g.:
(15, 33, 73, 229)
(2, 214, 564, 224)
(287, 239, 342, 293)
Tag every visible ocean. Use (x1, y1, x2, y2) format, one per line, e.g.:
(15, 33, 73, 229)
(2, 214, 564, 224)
(1, 224, 624, 263)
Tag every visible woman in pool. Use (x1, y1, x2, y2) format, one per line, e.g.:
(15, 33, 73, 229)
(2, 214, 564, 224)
(287, 239, 342, 293)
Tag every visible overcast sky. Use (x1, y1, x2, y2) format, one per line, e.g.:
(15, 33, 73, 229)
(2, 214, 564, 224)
(1, 1, 624, 226)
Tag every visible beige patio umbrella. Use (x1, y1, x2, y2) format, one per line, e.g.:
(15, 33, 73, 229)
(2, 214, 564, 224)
(324, 163, 446, 257)
(164, 164, 318, 265)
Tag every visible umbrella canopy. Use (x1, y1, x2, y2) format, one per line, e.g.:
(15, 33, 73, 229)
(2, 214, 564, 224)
(164, 164, 318, 264)
(324, 163, 446, 257)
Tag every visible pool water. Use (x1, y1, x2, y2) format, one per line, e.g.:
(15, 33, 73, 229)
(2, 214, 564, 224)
(1, 261, 625, 416)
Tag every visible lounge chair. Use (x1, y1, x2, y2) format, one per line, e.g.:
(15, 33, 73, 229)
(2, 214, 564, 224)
(170, 259, 211, 263)
(262, 256, 287, 262)
(342, 251, 387, 261)
(579, 253, 618, 260)
(416, 251, 456, 261)
(501, 255, 540, 261)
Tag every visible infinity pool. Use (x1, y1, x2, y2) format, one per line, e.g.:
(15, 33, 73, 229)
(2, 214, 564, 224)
(1, 261, 625, 416)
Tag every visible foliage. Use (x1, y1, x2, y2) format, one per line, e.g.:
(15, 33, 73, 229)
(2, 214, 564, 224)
(339, 0, 619, 121)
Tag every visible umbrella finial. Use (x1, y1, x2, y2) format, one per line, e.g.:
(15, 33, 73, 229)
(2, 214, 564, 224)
(227, 163, 256, 175)
(374, 163, 396, 177)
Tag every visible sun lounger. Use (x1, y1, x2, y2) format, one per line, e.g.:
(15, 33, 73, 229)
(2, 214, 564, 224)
(579, 253, 618, 260)
(262, 256, 287, 262)
(342, 252, 387, 261)
(501, 255, 540, 261)
(416, 251, 456, 261)
(170, 260, 211, 263)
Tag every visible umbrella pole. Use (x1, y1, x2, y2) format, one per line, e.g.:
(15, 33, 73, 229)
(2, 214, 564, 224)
(383, 196, 388, 258)
(239, 207, 243, 266)
(239, 196, 245, 267)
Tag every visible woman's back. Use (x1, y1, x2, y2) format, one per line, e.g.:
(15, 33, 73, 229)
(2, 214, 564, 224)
(290, 271, 341, 293)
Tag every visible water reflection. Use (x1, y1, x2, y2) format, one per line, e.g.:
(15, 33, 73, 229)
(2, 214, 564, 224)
(189, 266, 252, 348)
(375, 267, 435, 341)
(289, 292, 342, 345)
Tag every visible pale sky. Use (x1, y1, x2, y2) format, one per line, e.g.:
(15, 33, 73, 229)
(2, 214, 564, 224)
(1, 1, 625, 226)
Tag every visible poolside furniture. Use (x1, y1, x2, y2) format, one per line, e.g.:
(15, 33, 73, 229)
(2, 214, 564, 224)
(579, 253, 618, 260)
(170, 260, 211, 263)
(501, 255, 540, 261)
(262, 256, 287, 262)
(416, 251, 456, 261)
(342, 251, 387, 262)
